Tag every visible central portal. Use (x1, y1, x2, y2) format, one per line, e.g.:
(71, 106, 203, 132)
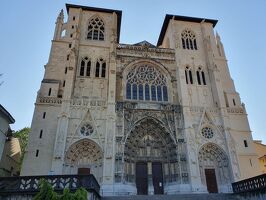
(136, 162, 164, 195)
(124, 117, 178, 195)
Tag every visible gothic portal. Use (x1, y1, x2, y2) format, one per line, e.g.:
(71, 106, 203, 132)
(21, 3, 260, 196)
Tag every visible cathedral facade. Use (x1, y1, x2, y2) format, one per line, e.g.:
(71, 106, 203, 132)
(21, 4, 260, 195)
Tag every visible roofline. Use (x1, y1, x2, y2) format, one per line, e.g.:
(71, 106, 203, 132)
(157, 14, 218, 46)
(66, 4, 122, 42)
(0, 104, 15, 124)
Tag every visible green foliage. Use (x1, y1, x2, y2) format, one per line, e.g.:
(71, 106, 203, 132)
(34, 179, 88, 200)
(14, 127, 30, 167)
(33, 179, 58, 200)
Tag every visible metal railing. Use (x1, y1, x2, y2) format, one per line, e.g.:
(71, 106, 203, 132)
(232, 173, 266, 193)
(0, 174, 100, 198)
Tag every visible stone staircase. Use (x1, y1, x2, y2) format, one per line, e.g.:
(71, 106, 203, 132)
(102, 194, 240, 200)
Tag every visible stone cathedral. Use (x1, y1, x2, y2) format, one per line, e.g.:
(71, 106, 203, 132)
(21, 4, 260, 196)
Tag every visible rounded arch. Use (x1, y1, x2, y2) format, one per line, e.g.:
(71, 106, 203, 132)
(122, 59, 173, 102)
(63, 139, 103, 183)
(198, 143, 231, 191)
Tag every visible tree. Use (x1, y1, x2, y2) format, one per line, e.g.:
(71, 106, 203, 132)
(14, 127, 30, 168)
(34, 179, 88, 200)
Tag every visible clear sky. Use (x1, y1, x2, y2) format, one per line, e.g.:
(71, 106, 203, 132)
(0, 0, 265, 143)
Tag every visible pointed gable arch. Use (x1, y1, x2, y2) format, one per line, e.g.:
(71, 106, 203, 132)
(87, 15, 105, 41)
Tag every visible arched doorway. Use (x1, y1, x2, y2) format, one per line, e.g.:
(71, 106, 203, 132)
(198, 143, 231, 193)
(63, 139, 103, 183)
(124, 118, 178, 195)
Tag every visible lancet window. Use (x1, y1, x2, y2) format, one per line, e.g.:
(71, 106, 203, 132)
(185, 66, 193, 84)
(79, 57, 91, 77)
(181, 29, 197, 50)
(95, 58, 106, 78)
(126, 64, 168, 102)
(196, 67, 206, 85)
(87, 17, 105, 41)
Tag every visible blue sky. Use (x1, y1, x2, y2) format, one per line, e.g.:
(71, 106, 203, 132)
(0, 0, 265, 143)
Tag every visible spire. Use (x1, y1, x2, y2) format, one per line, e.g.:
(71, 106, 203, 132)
(56, 9, 64, 23)
(54, 9, 64, 40)
(215, 31, 225, 57)
(216, 31, 221, 41)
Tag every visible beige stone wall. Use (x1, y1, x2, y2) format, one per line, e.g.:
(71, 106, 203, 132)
(254, 141, 266, 174)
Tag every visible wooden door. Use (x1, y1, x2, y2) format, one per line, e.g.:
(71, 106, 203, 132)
(152, 162, 164, 194)
(78, 168, 90, 175)
(205, 169, 218, 193)
(136, 162, 148, 195)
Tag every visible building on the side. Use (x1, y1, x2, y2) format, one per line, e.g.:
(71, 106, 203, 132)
(21, 4, 261, 195)
(0, 104, 21, 176)
(254, 140, 266, 174)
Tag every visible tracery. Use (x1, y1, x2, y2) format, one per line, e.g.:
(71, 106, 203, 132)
(126, 64, 168, 102)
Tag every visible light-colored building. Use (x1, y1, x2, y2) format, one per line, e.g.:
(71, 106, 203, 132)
(21, 4, 260, 195)
(254, 140, 266, 174)
(0, 104, 21, 176)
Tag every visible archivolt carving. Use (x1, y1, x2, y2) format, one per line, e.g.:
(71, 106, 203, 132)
(198, 143, 231, 185)
(65, 139, 103, 165)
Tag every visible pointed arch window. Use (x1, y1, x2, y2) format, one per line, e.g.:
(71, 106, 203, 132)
(196, 67, 207, 85)
(181, 29, 197, 50)
(95, 58, 107, 78)
(87, 17, 105, 41)
(79, 57, 91, 77)
(185, 66, 193, 84)
(126, 64, 168, 102)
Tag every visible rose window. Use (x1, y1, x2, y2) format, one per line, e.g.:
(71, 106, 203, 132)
(201, 127, 214, 139)
(80, 123, 94, 136)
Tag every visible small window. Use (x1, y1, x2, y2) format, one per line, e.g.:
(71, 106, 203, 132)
(95, 62, 100, 77)
(39, 130, 43, 138)
(233, 99, 236, 106)
(250, 158, 252, 166)
(157, 85, 162, 101)
(185, 66, 193, 84)
(126, 83, 131, 99)
(151, 85, 156, 101)
(70, 34, 73, 38)
(133, 84, 138, 100)
(69, 44, 71, 48)
(196, 71, 201, 85)
(63, 80, 65, 87)
(71, 25, 74, 29)
(86, 61, 91, 77)
(244, 140, 248, 147)
(43, 112, 46, 119)
(67, 55, 70, 60)
(48, 88, 51, 96)
(145, 84, 150, 101)
(73, 16, 75, 21)
(36, 150, 39, 157)
(185, 70, 188, 84)
(163, 86, 168, 101)
(189, 70, 193, 84)
(65, 67, 67, 74)
(202, 71, 206, 85)
(139, 84, 143, 100)
(101, 63, 106, 77)
(80, 60, 85, 76)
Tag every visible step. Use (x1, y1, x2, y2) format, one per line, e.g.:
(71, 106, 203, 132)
(102, 194, 239, 200)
